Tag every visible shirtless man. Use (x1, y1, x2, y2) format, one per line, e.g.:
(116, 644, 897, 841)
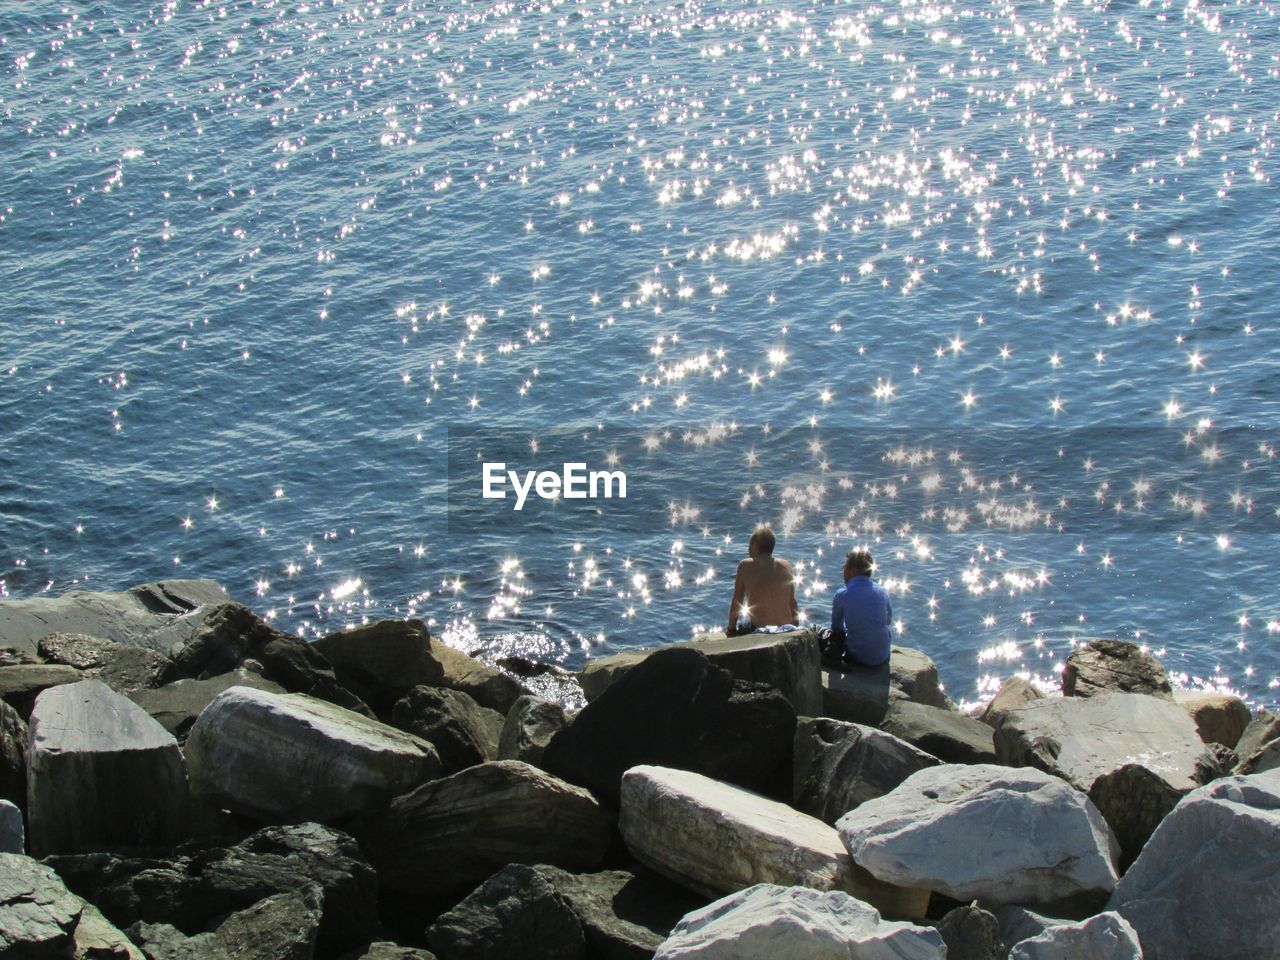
(725, 526, 799, 636)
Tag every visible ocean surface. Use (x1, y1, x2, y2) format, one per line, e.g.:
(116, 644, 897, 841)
(3, 0, 1279, 710)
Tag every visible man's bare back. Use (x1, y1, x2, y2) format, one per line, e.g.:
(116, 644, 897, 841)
(726, 527, 799, 635)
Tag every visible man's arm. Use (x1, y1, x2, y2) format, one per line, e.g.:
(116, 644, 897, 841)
(726, 562, 747, 636)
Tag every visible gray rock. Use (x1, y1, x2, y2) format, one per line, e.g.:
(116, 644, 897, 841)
(0, 700, 24, 809)
(0, 664, 84, 719)
(432, 643, 529, 715)
(1062, 639, 1172, 700)
(1009, 911, 1142, 960)
(390, 686, 502, 774)
(312, 620, 444, 713)
(620, 764, 929, 919)
(27, 679, 186, 856)
(993, 692, 1215, 866)
(38, 632, 175, 694)
(214, 885, 323, 960)
(836, 764, 1118, 907)
(993, 906, 1069, 953)
(70, 901, 145, 960)
(880, 701, 997, 764)
(367, 760, 612, 900)
(341, 945, 436, 960)
(792, 716, 940, 824)
(127, 921, 229, 960)
(0, 580, 230, 658)
(934, 904, 1004, 960)
(1233, 710, 1280, 762)
(426, 863, 586, 960)
(186, 686, 439, 824)
(1109, 771, 1280, 960)
(1172, 689, 1251, 748)
(979, 676, 1045, 726)
(127, 668, 285, 741)
(497, 695, 567, 767)
(1237, 736, 1280, 775)
(581, 629, 821, 716)
(0, 852, 84, 958)
(821, 645, 952, 726)
(653, 884, 946, 960)
(0, 799, 22, 854)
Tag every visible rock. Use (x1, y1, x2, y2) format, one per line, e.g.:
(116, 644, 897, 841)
(497, 695, 567, 767)
(425, 863, 586, 960)
(127, 921, 229, 960)
(533, 866, 707, 960)
(792, 717, 940, 824)
(367, 760, 613, 900)
(1233, 709, 1280, 763)
(170, 604, 370, 716)
(38, 632, 174, 693)
(431, 644, 528, 715)
(1062, 639, 1172, 700)
(993, 906, 1068, 953)
(1109, 771, 1280, 960)
(0, 799, 22, 854)
(1237, 736, 1280, 775)
(979, 676, 1045, 725)
(542, 647, 796, 806)
(27, 679, 186, 856)
(0, 700, 24, 808)
(1172, 690, 1251, 748)
(70, 902, 146, 960)
(653, 883, 946, 960)
(214, 885, 323, 960)
(1009, 911, 1142, 960)
(312, 620, 443, 712)
(127, 668, 285, 741)
(620, 765, 929, 918)
(186, 686, 439, 824)
(0, 852, 84, 958)
(580, 629, 821, 716)
(820, 645, 951, 726)
(880, 701, 997, 764)
(0, 647, 39, 666)
(390, 686, 502, 774)
(992, 692, 1216, 866)
(342, 945, 435, 960)
(0, 664, 84, 719)
(933, 904, 1004, 960)
(836, 764, 1118, 908)
(0, 580, 231, 658)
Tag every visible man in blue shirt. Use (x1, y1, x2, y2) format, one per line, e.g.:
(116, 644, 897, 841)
(830, 548, 892, 666)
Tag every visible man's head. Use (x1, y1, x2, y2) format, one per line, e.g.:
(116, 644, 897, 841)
(748, 526, 776, 558)
(845, 548, 873, 580)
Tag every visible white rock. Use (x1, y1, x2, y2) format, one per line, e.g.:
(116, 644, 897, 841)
(620, 765, 927, 919)
(1108, 770, 1280, 960)
(653, 884, 946, 960)
(0, 799, 21, 854)
(837, 764, 1118, 906)
(186, 685, 440, 823)
(1010, 911, 1142, 959)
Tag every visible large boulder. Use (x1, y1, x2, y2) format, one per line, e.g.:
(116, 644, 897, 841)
(426, 864, 586, 960)
(0, 699, 24, 808)
(311, 620, 443, 713)
(0, 664, 83, 719)
(993, 906, 1068, 954)
(542, 647, 796, 806)
(71, 901, 146, 959)
(27, 679, 186, 856)
(1009, 911, 1142, 960)
(127, 667, 285, 741)
(0, 580, 230, 658)
(933, 904, 1004, 960)
(820, 645, 951, 726)
(38, 631, 174, 694)
(214, 885, 323, 960)
(431, 644, 529, 716)
(653, 884, 946, 960)
(366, 760, 612, 900)
(0, 852, 85, 958)
(1237, 737, 1280, 775)
(126, 920, 229, 960)
(580, 629, 821, 716)
(620, 765, 929, 919)
(497, 695, 567, 767)
(1172, 689, 1251, 748)
(993, 692, 1216, 867)
(978, 676, 1045, 726)
(792, 717, 940, 824)
(1062, 639, 1172, 700)
(1233, 710, 1280, 763)
(186, 686, 439, 824)
(1109, 770, 1280, 960)
(836, 764, 1118, 908)
(880, 701, 997, 764)
(0, 799, 22, 854)
(343, 946, 436, 960)
(390, 686, 502, 775)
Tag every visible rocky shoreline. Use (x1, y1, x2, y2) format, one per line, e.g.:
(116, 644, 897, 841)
(1, 579, 1278, 959)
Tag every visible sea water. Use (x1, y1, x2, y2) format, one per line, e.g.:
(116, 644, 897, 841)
(2, 0, 1279, 709)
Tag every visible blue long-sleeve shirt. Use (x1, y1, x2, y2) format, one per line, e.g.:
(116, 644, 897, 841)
(831, 575, 892, 666)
